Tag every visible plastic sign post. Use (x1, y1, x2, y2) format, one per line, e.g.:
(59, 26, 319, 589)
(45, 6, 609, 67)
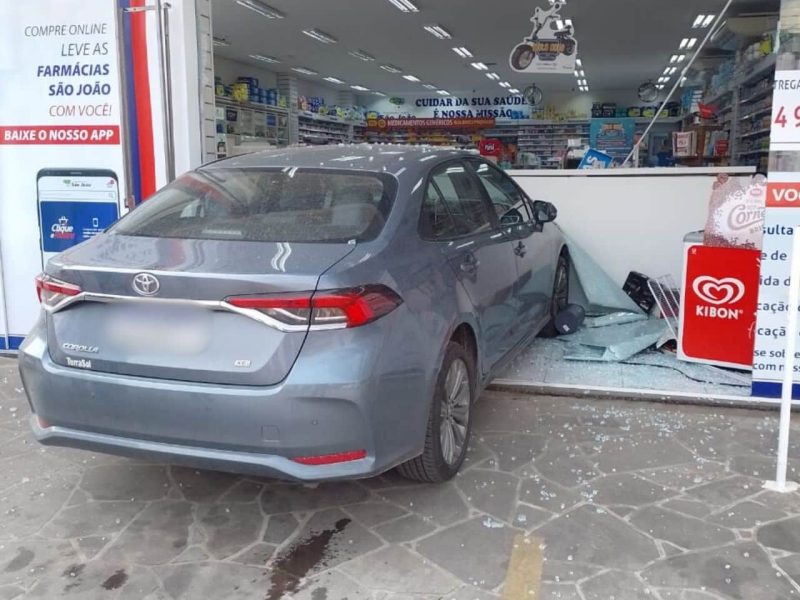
(764, 228, 800, 494)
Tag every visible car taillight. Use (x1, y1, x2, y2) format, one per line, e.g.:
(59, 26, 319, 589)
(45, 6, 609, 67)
(35, 273, 81, 308)
(226, 285, 402, 330)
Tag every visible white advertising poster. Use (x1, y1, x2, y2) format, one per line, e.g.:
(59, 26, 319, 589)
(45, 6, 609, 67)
(768, 70, 800, 152)
(0, 0, 126, 349)
(509, 2, 578, 74)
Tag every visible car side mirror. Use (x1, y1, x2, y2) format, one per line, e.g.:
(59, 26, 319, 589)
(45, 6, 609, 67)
(532, 200, 557, 223)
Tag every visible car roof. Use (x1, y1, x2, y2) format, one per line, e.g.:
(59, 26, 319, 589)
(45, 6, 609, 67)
(202, 144, 478, 174)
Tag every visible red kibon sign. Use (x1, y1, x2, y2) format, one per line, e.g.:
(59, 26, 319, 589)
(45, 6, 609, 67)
(367, 117, 496, 130)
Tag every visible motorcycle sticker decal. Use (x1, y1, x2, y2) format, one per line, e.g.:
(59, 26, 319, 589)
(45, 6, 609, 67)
(509, 1, 578, 74)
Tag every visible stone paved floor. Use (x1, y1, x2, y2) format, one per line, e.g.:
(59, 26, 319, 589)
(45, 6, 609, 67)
(1, 358, 800, 600)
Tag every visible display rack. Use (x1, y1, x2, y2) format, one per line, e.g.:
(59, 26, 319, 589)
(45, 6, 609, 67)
(298, 111, 366, 144)
(215, 96, 289, 158)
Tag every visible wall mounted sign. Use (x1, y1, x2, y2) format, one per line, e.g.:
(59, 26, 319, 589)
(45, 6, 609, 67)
(367, 117, 496, 130)
(411, 95, 528, 119)
(589, 118, 636, 163)
(509, 1, 578, 74)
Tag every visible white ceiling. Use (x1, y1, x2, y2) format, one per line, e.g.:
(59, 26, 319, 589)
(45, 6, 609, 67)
(211, 0, 777, 97)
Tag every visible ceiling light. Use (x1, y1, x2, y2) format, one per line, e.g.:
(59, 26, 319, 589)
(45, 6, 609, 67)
(403, 74, 420, 82)
(349, 49, 375, 61)
(324, 76, 345, 84)
(386, 0, 419, 12)
(509, 88, 520, 94)
(213, 37, 230, 47)
(499, 81, 511, 88)
(676, 54, 686, 63)
(584, 87, 590, 92)
(350, 85, 370, 91)
(687, 37, 697, 49)
(667, 66, 677, 75)
(663, 67, 672, 75)
(575, 58, 582, 67)
(436, 90, 450, 95)
(574, 70, 580, 77)
(373, 91, 387, 96)
(578, 79, 587, 86)
(658, 77, 668, 83)
(579, 70, 585, 77)
(670, 55, 678, 63)
(656, 84, 665, 90)
(470, 62, 488, 71)
(292, 67, 318, 75)
(302, 29, 338, 44)
(249, 54, 280, 63)
(692, 14, 706, 28)
(380, 64, 403, 73)
(423, 25, 451, 39)
(486, 72, 500, 80)
(452, 47, 473, 58)
(679, 38, 689, 49)
(235, 0, 284, 19)
(423, 84, 437, 89)
(702, 14, 715, 27)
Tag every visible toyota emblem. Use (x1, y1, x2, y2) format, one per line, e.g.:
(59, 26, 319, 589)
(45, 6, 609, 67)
(132, 273, 160, 296)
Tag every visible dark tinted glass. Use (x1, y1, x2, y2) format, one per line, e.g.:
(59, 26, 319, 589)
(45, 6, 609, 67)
(112, 168, 395, 243)
(468, 160, 532, 225)
(421, 163, 491, 239)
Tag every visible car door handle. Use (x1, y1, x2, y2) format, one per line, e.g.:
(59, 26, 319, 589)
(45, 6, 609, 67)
(460, 254, 479, 273)
(514, 241, 527, 257)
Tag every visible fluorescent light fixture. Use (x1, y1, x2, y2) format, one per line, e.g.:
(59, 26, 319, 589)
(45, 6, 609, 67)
(213, 37, 230, 47)
(423, 83, 437, 89)
(670, 54, 678, 63)
(486, 72, 500, 80)
(680, 37, 698, 49)
(679, 38, 689, 49)
(452, 46, 473, 58)
(302, 29, 338, 44)
(703, 14, 715, 27)
(579, 70, 585, 77)
(578, 79, 586, 86)
(292, 67, 318, 75)
(249, 54, 280, 63)
(687, 37, 697, 49)
(380, 64, 402, 73)
(574, 70, 580, 77)
(499, 81, 511, 88)
(386, 0, 419, 12)
(692, 14, 706, 28)
(676, 54, 686, 62)
(658, 76, 669, 83)
(436, 90, 450, 95)
(575, 58, 582, 67)
(470, 62, 488, 71)
(403, 74, 420, 82)
(349, 49, 375, 61)
(656, 84, 665, 90)
(509, 88, 520, 94)
(372, 91, 387, 96)
(350, 85, 370, 91)
(423, 25, 451, 39)
(235, 0, 284, 19)
(324, 76, 345, 84)
(667, 66, 677, 75)
(565, 18, 573, 26)
(680, 76, 688, 87)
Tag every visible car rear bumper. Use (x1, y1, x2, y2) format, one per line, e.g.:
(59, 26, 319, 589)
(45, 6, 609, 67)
(18, 318, 431, 481)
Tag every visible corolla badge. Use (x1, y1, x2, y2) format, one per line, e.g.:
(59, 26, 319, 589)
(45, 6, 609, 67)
(692, 276, 745, 306)
(132, 272, 160, 296)
(62, 342, 99, 354)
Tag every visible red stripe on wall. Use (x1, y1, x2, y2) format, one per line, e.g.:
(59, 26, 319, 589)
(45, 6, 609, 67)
(130, 0, 156, 199)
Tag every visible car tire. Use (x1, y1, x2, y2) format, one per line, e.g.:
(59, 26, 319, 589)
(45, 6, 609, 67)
(397, 342, 474, 483)
(540, 252, 570, 338)
(511, 44, 535, 70)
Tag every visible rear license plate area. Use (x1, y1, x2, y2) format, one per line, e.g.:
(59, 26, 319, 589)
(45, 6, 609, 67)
(106, 302, 212, 355)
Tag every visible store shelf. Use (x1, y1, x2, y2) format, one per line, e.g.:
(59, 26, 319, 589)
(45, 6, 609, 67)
(739, 149, 769, 156)
(739, 53, 777, 87)
(739, 128, 771, 139)
(741, 106, 772, 121)
(740, 86, 774, 105)
(215, 96, 288, 115)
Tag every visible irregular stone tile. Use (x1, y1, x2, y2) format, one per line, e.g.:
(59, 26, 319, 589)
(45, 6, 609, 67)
(291, 570, 373, 600)
(156, 562, 267, 599)
(776, 554, 800, 586)
(708, 501, 786, 529)
(43, 500, 145, 539)
(538, 582, 582, 600)
(541, 560, 601, 583)
(0, 473, 77, 539)
(471, 396, 543, 432)
(108, 500, 193, 565)
(462, 438, 495, 471)
(218, 480, 263, 503)
(0, 585, 24, 600)
(170, 467, 239, 502)
(81, 464, 170, 501)
(263, 513, 299, 545)
(358, 470, 416, 490)
(416, 517, 516, 589)
(273, 508, 382, 578)
(340, 545, 459, 594)
(681, 591, 727, 600)
(629, 506, 734, 550)
(639, 462, 729, 492)
(518, 476, 581, 513)
(197, 502, 264, 559)
(170, 545, 210, 563)
(685, 476, 761, 506)
(533, 443, 598, 488)
(660, 498, 714, 519)
(374, 513, 437, 543)
(579, 570, 656, 600)
(642, 541, 797, 600)
(443, 585, 499, 600)
(344, 501, 407, 527)
(378, 483, 469, 526)
(456, 469, 518, 522)
(512, 504, 552, 530)
(608, 505, 635, 518)
(25, 562, 159, 599)
(752, 489, 800, 515)
(534, 506, 659, 569)
(0, 540, 79, 589)
(260, 482, 368, 515)
(593, 437, 695, 473)
(728, 455, 789, 480)
(589, 473, 675, 506)
(480, 433, 546, 471)
(230, 542, 276, 566)
(75, 535, 112, 560)
(662, 541, 686, 557)
(756, 516, 800, 552)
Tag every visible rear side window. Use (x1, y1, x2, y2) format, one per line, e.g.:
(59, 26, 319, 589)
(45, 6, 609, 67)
(468, 160, 532, 225)
(420, 162, 492, 240)
(112, 168, 396, 243)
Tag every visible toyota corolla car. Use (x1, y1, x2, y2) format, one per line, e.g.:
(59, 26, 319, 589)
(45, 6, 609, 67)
(19, 145, 568, 482)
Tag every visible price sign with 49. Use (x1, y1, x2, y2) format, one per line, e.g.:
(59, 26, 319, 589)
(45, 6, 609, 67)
(771, 71, 800, 150)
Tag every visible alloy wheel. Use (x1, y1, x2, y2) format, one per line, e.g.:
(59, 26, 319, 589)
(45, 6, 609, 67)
(439, 358, 470, 465)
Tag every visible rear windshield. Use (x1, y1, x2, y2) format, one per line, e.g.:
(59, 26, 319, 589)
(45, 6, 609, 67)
(111, 167, 396, 243)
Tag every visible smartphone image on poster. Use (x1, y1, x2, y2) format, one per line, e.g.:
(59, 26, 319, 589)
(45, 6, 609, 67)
(36, 169, 121, 268)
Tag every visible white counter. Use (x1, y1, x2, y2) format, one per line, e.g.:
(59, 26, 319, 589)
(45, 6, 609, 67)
(510, 166, 757, 287)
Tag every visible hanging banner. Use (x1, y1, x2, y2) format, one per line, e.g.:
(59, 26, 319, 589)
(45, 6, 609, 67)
(0, 0, 127, 349)
(367, 117, 496, 130)
(509, 1, 577, 74)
